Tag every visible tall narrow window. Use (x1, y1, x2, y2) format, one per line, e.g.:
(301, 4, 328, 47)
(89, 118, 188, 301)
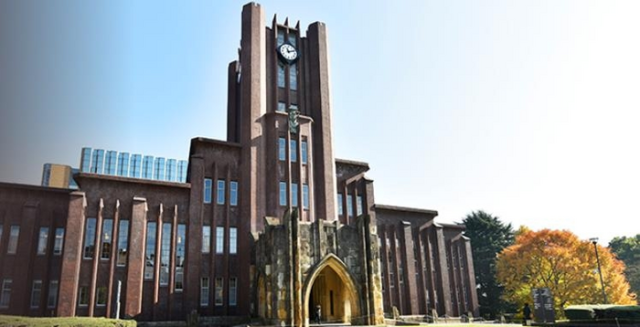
(81, 147, 92, 172)
(91, 149, 105, 174)
(217, 180, 226, 205)
(144, 222, 157, 280)
(200, 277, 210, 306)
(101, 219, 113, 260)
(0, 279, 12, 308)
(290, 140, 297, 162)
(278, 138, 286, 161)
(215, 277, 224, 306)
(301, 141, 308, 164)
(279, 182, 287, 206)
(30, 280, 42, 308)
(202, 226, 211, 253)
(357, 195, 364, 216)
(216, 227, 224, 254)
(37, 227, 49, 255)
(175, 224, 186, 292)
(96, 286, 107, 306)
(47, 280, 59, 308)
(337, 194, 343, 215)
(291, 183, 299, 207)
(78, 286, 89, 306)
(347, 195, 354, 217)
(178, 160, 188, 182)
(277, 101, 286, 112)
(277, 29, 285, 46)
(230, 181, 238, 206)
(277, 63, 285, 88)
(160, 223, 172, 285)
(117, 220, 129, 266)
(53, 228, 64, 255)
(203, 178, 212, 203)
(290, 64, 298, 90)
(303, 184, 309, 210)
(7, 226, 19, 254)
(0, 226, 3, 246)
(229, 277, 237, 306)
(229, 227, 237, 254)
(83, 219, 96, 259)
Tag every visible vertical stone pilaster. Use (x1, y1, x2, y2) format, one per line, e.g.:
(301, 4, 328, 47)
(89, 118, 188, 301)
(463, 237, 479, 316)
(125, 197, 147, 317)
(58, 191, 86, 317)
(435, 225, 452, 316)
(402, 221, 419, 314)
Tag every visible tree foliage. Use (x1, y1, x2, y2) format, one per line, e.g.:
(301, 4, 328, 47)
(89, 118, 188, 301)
(496, 229, 636, 318)
(462, 210, 514, 319)
(609, 235, 640, 297)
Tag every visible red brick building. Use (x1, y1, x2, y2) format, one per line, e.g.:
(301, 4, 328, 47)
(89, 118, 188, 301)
(0, 3, 478, 325)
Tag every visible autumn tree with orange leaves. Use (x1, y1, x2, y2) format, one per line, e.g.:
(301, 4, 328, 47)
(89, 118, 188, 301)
(496, 229, 636, 318)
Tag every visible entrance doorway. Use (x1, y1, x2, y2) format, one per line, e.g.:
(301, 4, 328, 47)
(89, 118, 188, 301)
(304, 255, 360, 325)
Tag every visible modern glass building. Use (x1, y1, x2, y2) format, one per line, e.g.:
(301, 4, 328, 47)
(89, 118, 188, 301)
(79, 148, 188, 183)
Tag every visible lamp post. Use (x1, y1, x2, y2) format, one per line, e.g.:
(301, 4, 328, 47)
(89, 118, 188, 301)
(589, 237, 607, 304)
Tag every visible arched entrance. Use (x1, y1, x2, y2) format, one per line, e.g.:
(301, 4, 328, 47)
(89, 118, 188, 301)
(303, 255, 361, 326)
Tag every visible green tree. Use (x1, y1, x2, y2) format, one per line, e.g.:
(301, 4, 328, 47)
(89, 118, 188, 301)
(462, 210, 515, 319)
(609, 235, 640, 297)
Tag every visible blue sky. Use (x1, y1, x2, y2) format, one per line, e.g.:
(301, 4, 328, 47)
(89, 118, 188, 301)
(1, 1, 639, 244)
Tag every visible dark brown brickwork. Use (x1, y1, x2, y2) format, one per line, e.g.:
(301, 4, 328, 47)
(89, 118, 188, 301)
(0, 2, 478, 324)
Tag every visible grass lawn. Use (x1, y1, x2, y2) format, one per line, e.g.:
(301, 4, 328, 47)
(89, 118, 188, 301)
(0, 315, 136, 327)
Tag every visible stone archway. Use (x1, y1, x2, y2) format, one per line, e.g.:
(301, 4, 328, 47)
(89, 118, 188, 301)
(303, 254, 361, 326)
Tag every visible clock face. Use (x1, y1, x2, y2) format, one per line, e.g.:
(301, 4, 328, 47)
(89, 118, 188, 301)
(277, 43, 298, 63)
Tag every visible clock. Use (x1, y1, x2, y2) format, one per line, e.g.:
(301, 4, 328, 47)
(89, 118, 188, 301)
(277, 43, 299, 64)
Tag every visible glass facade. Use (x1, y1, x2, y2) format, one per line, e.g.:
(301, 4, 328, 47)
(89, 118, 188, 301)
(154, 157, 166, 181)
(142, 155, 154, 179)
(69, 168, 79, 189)
(166, 159, 177, 182)
(178, 160, 188, 183)
(130, 154, 142, 178)
(117, 152, 130, 177)
(105, 150, 117, 175)
(80, 147, 92, 173)
(91, 149, 105, 174)
(41, 164, 51, 186)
